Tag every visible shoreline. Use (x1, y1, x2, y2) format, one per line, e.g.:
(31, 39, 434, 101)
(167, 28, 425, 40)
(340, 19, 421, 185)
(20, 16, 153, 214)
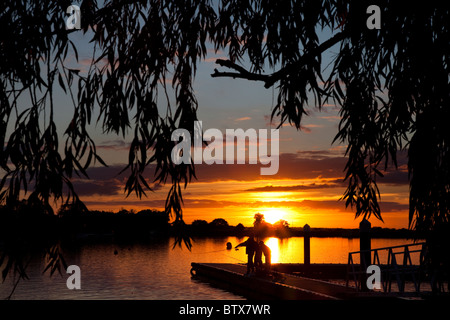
(0, 208, 420, 244)
(185, 225, 419, 239)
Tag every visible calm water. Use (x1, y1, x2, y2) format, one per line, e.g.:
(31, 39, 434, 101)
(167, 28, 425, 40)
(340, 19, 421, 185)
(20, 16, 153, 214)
(0, 237, 416, 300)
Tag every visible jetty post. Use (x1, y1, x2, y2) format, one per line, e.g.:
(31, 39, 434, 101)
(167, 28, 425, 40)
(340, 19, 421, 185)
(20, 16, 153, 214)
(359, 219, 371, 267)
(303, 224, 310, 265)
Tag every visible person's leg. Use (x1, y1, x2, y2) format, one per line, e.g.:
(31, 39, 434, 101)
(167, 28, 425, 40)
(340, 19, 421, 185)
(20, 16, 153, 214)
(246, 254, 252, 274)
(265, 256, 271, 271)
(249, 252, 255, 273)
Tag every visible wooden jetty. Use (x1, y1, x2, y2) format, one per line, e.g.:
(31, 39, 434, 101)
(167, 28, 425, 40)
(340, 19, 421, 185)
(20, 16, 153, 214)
(190, 223, 435, 299)
(191, 262, 361, 300)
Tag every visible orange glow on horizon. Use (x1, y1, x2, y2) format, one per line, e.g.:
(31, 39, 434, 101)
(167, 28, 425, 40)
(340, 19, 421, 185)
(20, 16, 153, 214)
(74, 176, 410, 229)
(260, 208, 286, 224)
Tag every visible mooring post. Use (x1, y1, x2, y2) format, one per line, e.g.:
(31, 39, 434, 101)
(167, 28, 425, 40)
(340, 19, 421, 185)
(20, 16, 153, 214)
(359, 219, 371, 268)
(303, 224, 310, 265)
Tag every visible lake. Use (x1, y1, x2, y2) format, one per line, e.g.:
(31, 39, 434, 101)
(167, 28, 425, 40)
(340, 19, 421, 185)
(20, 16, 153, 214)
(0, 237, 417, 300)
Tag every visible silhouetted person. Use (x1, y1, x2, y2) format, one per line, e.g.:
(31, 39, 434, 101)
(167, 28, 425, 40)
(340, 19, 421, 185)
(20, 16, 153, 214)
(254, 241, 272, 273)
(254, 243, 263, 270)
(235, 236, 258, 274)
(259, 241, 271, 271)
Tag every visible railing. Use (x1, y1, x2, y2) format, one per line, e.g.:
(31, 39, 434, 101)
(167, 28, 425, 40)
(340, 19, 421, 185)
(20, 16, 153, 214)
(346, 242, 427, 293)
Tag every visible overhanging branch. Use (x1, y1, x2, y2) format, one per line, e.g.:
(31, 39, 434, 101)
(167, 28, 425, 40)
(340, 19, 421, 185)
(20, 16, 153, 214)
(211, 31, 347, 88)
(211, 59, 270, 83)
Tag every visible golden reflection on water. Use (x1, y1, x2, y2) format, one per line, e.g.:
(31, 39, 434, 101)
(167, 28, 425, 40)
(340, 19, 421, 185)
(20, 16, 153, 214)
(0, 237, 420, 300)
(264, 238, 280, 263)
(260, 237, 417, 264)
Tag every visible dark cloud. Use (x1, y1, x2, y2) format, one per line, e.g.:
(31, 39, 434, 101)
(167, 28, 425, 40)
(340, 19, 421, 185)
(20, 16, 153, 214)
(84, 199, 166, 208)
(72, 179, 122, 196)
(189, 152, 348, 182)
(379, 201, 409, 212)
(82, 197, 408, 213)
(243, 180, 345, 192)
(89, 148, 406, 185)
(379, 169, 409, 186)
(96, 139, 131, 151)
(83, 165, 128, 181)
(151, 182, 164, 191)
(296, 149, 344, 159)
(34, 147, 406, 202)
(300, 126, 312, 133)
(4, 149, 408, 202)
(298, 200, 408, 212)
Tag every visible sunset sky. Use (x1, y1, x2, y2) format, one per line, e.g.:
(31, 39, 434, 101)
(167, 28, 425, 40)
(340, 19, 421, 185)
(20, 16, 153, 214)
(9, 22, 411, 230)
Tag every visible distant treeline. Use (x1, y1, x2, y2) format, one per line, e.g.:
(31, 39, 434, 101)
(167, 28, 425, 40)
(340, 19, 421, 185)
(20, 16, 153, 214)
(187, 219, 416, 239)
(0, 202, 416, 245)
(287, 227, 416, 239)
(188, 217, 292, 238)
(0, 203, 170, 243)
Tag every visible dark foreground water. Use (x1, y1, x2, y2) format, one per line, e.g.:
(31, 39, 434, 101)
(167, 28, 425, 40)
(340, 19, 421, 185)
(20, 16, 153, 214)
(0, 237, 416, 300)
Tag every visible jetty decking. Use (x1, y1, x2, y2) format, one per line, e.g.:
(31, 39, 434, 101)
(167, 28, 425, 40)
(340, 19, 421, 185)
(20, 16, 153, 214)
(191, 263, 359, 300)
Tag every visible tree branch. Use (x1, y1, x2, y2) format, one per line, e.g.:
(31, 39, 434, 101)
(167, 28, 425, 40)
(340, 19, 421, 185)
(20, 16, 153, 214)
(211, 31, 347, 88)
(211, 59, 270, 83)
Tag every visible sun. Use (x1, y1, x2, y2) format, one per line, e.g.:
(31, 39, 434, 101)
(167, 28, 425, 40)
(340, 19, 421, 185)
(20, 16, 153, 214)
(262, 208, 286, 224)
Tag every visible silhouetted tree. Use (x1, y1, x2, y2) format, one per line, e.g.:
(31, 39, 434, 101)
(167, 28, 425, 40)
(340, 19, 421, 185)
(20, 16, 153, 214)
(191, 219, 209, 235)
(253, 213, 265, 226)
(1, 1, 450, 281)
(253, 213, 270, 238)
(273, 219, 289, 229)
(209, 218, 229, 228)
(57, 202, 87, 217)
(273, 219, 290, 237)
(192, 219, 209, 227)
(234, 223, 245, 235)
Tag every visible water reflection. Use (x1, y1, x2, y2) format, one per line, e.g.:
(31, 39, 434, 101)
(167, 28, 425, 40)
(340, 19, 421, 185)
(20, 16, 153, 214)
(0, 237, 416, 299)
(258, 237, 417, 264)
(264, 238, 280, 263)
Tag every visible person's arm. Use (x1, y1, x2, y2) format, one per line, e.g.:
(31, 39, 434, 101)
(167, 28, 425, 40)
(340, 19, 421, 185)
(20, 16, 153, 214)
(235, 240, 246, 248)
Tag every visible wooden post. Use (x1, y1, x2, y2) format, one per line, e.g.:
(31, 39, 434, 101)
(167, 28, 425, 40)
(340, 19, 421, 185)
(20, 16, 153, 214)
(359, 217, 372, 278)
(303, 224, 310, 265)
(359, 219, 371, 291)
(359, 219, 371, 266)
